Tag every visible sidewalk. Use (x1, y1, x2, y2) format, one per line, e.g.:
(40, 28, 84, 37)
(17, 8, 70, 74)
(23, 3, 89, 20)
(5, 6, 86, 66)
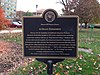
(0, 29, 22, 34)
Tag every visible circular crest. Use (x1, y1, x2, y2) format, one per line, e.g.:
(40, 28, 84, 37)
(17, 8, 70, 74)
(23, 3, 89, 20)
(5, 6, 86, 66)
(44, 11, 56, 23)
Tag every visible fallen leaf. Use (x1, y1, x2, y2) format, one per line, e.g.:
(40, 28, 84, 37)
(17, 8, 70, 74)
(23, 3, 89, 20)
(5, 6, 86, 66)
(55, 72, 60, 75)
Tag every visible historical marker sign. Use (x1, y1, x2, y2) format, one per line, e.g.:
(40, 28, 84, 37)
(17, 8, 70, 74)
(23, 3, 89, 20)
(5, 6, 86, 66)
(23, 9, 78, 58)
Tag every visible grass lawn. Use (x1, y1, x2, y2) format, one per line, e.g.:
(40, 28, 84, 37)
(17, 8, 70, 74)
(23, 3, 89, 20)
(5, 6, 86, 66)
(79, 28, 100, 54)
(10, 51, 100, 75)
(0, 32, 22, 44)
(0, 28, 100, 75)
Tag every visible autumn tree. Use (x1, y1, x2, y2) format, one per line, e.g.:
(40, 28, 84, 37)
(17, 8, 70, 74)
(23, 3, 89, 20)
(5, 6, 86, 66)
(75, 0, 100, 27)
(58, 0, 79, 15)
(16, 11, 25, 21)
(60, 0, 100, 28)
(0, 7, 10, 30)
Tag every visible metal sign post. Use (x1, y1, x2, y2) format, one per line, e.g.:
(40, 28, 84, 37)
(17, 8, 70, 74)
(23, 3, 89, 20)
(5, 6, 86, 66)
(89, 24, 94, 39)
(36, 58, 64, 75)
(23, 9, 78, 75)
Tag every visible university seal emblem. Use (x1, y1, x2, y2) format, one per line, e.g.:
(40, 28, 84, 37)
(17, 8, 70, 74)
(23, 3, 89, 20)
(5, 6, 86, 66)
(44, 11, 55, 22)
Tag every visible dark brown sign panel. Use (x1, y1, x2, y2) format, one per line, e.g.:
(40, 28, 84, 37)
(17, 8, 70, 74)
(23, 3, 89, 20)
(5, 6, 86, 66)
(23, 9, 78, 58)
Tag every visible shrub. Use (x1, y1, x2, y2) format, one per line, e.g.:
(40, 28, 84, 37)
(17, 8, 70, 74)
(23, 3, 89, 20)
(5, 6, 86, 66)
(0, 7, 10, 30)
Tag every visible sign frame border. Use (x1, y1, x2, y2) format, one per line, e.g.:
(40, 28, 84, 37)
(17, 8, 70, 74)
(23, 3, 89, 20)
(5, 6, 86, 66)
(22, 9, 79, 58)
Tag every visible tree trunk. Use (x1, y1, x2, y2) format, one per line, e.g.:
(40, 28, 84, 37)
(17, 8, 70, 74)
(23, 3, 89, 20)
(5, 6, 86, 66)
(84, 22, 88, 29)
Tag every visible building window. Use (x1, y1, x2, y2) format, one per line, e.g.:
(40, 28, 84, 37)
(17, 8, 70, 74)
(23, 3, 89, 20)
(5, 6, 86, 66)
(1, 3, 4, 6)
(7, 8, 9, 10)
(14, 10, 16, 12)
(6, 0, 9, 2)
(6, 4, 9, 6)
(7, 15, 9, 18)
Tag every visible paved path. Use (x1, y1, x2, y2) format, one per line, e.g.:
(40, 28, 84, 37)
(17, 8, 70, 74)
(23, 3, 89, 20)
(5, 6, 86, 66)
(78, 48, 93, 53)
(0, 29, 22, 34)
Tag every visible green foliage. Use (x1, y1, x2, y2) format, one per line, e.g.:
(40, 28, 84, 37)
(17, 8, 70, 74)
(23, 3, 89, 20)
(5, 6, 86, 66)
(23, 12, 33, 16)
(93, 17, 100, 24)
